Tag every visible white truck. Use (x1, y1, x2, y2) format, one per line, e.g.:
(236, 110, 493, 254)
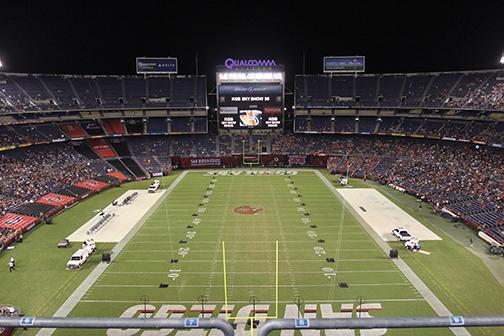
(67, 248, 90, 269)
(392, 227, 413, 241)
(66, 239, 96, 269)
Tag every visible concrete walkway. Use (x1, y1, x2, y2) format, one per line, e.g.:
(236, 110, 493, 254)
(315, 170, 471, 336)
(36, 171, 188, 336)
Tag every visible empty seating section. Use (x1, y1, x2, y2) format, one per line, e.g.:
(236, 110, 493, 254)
(424, 73, 461, 107)
(355, 76, 378, 105)
(147, 118, 168, 134)
(39, 75, 75, 109)
(171, 78, 196, 107)
(333, 117, 355, 133)
(36, 124, 67, 140)
(56, 185, 93, 197)
(12, 76, 52, 104)
(88, 138, 116, 158)
(358, 117, 377, 133)
(379, 75, 404, 106)
(294, 115, 502, 145)
(124, 119, 144, 134)
(311, 116, 332, 132)
(13, 124, 49, 143)
(331, 76, 354, 103)
(0, 74, 206, 112)
(120, 158, 146, 178)
(81, 120, 106, 136)
(70, 77, 101, 108)
(0, 74, 35, 112)
(148, 77, 171, 101)
(10, 202, 56, 217)
(107, 159, 134, 178)
(108, 170, 129, 182)
(294, 117, 309, 132)
(403, 75, 430, 106)
(59, 123, 87, 138)
(294, 69, 504, 110)
(0, 126, 28, 147)
(96, 77, 123, 107)
(170, 117, 191, 133)
(194, 118, 207, 132)
(123, 78, 146, 107)
(102, 119, 126, 135)
(108, 140, 131, 157)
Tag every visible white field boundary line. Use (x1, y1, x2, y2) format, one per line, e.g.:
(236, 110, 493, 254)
(314, 170, 471, 336)
(103, 270, 400, 274)
(115, 259, 393, 263)
(36, 170, 189, 336)
(93, 283, 410, 288)
(80, 298, 425, 304)
(130, 239, 372, 242)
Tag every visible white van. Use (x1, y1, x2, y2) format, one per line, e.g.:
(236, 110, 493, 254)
(67, 248, 90, 269)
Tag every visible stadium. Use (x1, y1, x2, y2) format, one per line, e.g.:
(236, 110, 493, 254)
(0, 2, 504, 336)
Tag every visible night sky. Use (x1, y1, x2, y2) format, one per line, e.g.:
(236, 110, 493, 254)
(1, 0, 503, 82)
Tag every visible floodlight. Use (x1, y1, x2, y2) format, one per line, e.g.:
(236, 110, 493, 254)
(500, 54, 504, 64)
(0, 59, 3, 68)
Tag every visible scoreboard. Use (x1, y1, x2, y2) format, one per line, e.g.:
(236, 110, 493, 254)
(218, 83, 283, 129)
(217, 61, 284, 130)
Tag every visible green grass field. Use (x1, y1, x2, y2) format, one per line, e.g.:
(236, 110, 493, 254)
(2, 170, 504, 336)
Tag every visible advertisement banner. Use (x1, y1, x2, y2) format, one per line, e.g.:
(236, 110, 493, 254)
(136, 57, 178, 74)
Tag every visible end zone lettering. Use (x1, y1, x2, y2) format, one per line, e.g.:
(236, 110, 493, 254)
(109, 303, 386, 336)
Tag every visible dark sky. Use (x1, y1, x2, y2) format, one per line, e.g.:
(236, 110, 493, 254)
(1, 0, 503, 81)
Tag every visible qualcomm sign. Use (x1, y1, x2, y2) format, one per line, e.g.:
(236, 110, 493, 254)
(224, 58, 277, 69)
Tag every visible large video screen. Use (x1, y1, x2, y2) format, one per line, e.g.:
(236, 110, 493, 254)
(218, 83, 283, 129)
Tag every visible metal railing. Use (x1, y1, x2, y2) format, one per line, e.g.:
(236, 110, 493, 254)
(258, 316, 504, 336)
(0, 317, 234, 336)
(2, 315, 504, 336)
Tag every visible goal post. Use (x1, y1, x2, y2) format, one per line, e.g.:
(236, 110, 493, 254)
(242, 139, 261, 166)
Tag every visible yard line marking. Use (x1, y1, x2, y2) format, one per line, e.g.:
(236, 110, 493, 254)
(222, 241, 229, 319)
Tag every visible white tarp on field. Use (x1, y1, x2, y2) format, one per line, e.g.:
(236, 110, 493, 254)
(338, 188, 441, 241)
(67, 189, 165, 243)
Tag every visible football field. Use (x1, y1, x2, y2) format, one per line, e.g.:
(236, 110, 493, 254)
(55, 170, 453, 336)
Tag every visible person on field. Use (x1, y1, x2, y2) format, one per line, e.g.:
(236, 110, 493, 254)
(10, 256, 15, 268)
(9, 260, 14, 272)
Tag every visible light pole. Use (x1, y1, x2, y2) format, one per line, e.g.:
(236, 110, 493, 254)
(257, 139, 261, 165)
(242, 139, 245, 166)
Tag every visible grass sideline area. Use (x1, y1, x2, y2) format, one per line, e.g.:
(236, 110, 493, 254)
(1, 169, 503, 336)
(324, 171, 504, 335)
(0, 173, 180, 329)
